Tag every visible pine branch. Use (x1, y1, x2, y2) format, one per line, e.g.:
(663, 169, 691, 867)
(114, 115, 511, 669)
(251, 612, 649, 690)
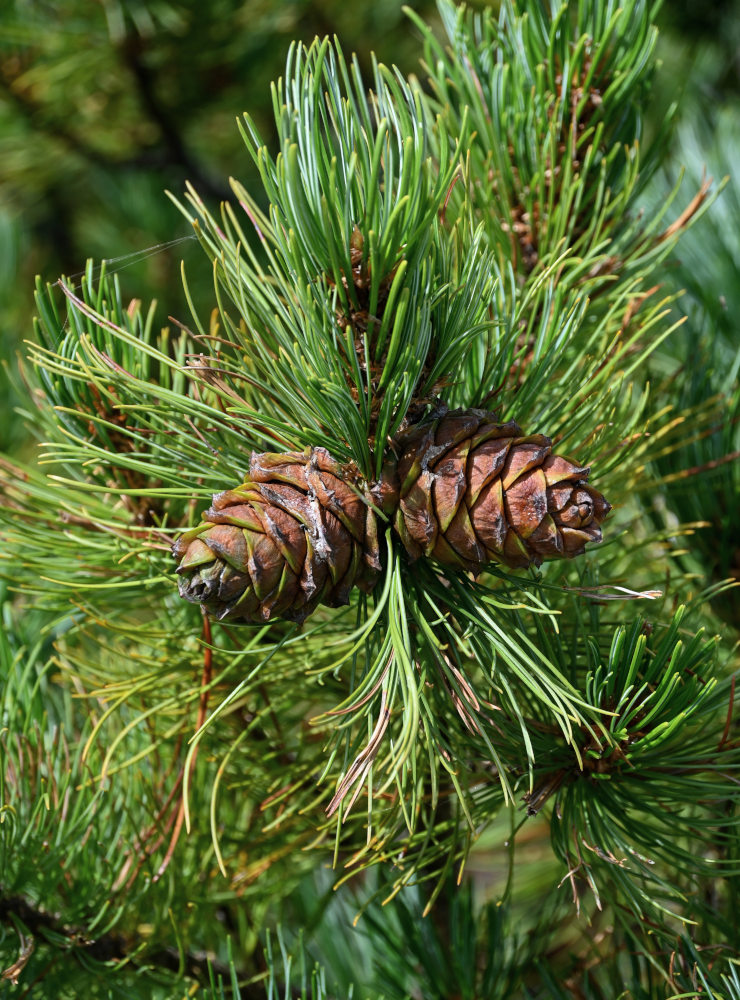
(0, 894, 271, 995)
(1, 5, 738, 996)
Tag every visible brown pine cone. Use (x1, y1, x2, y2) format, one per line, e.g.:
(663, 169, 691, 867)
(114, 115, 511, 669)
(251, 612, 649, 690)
(173, 448, 381, 624)
(392, 409, 611, 571)
(173, 410, 611, 623)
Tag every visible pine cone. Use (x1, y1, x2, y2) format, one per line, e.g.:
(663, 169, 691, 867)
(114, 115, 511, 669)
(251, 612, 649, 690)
(392, 410, 611, 571)
(173, 448, 381, 624)
(174, 410, 610, 623)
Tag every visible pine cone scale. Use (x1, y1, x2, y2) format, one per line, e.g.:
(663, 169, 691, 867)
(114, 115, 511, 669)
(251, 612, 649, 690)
(541, 454, 589, 486)
(546, 482, 575, 511)
(205, 503, 262, 531)
(203, 523, 250, 569)
(469, 478, 507, 556)
(398, 468, 437, 555)
(315, 508, 352, 586)
(561, 526, 599, 556)
(248, 530, 286, 599)
(501, 437, 551, 490)
(466, 436, 513, 505)
(260, 506, 307, 574)
(432, 442, 469, 532)
(432, 532, 471, 569)
(503, 467, 549, 538)
(397, 425, 435, 498)
(503, 529, 531, 567)
(527, 514, 562, 556)
(468, 418, 521, 451)
(177, 536, 215, 570)
(443, 499, 486, 565)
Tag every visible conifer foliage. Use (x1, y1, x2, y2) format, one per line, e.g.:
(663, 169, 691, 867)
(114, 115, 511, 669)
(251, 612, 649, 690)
(1, 1, 738, 997)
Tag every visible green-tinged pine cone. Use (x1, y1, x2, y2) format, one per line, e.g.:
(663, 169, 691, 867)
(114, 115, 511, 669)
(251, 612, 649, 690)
(173, 410, 611, 623)
(173, 448, 382, 624)
(392, 409, 611, 571)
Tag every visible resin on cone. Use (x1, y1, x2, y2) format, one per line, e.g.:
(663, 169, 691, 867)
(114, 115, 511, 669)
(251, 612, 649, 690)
(173, 409, 611, 623)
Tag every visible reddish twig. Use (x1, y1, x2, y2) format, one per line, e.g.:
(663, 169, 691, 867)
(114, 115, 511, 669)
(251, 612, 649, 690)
(718, 675, 736, 751)
(155, 614, 214, 880)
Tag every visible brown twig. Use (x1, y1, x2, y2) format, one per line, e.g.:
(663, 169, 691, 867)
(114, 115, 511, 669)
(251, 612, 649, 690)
(155, 614, 214, 879)
(0, 893, 265, 995)
(718, 675, 736, 750)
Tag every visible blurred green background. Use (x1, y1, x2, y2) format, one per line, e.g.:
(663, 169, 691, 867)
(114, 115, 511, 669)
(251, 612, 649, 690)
(0, 0, 447, 456)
